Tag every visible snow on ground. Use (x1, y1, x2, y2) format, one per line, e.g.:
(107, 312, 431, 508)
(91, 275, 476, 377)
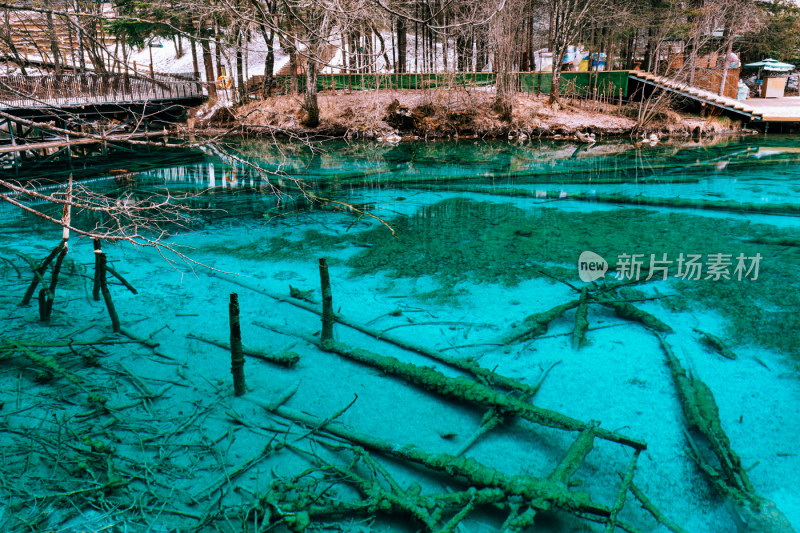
(128, 30, 480, 82)
(126, 34, 291, 83)
(0, 65, 50, 76)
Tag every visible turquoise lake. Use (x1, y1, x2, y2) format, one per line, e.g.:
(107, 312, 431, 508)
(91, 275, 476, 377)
(1, 136, 799, 532)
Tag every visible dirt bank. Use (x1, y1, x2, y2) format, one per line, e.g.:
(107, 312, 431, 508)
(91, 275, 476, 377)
(194, 89, 750, 141)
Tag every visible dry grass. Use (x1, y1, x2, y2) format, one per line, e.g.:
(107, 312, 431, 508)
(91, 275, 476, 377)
(234, 88, 639, 139)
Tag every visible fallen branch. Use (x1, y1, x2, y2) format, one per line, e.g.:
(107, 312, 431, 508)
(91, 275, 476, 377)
(187, 333, 299, 367)
(501, 299, 581, 345)
(572, 287, 589, 349)
(594, 296, 673, 333)
(694, 328, 736, 360)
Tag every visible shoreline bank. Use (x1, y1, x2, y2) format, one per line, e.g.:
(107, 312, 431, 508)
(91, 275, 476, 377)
(190, 89, 754, 142)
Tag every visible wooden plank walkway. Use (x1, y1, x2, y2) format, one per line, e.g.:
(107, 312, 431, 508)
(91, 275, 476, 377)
(629, 69, 764, 121)
(744, 96, 800, 122)
(0, 72, 203, 111)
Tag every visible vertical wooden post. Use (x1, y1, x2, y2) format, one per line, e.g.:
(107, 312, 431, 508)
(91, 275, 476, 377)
(92, 239, 102, 300)
(319, 258, 334, 342)
(97, 250, 120, 332)
(229, 292, 246, 396)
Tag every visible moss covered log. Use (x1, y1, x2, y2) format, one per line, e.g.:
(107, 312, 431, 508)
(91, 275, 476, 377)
(694, 329, 737, 360)
(263, 404, 613, 520)
(503, 299, 581, 345)
(658, 335, 796, 533)
(572, 287, 590, 349)
(300, 333, 646, 450)
(593, 296, 673, 333)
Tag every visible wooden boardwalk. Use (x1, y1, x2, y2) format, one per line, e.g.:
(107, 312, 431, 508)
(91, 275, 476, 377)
(630, 69, 800, 122)
(744, 96, 800, 122)
(629, 69, 765, 121)
(0, 72, 203, 111)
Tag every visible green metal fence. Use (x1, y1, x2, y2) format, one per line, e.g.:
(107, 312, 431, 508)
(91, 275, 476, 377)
(273, 71, 629, 97)
(518, 71, 629, 97)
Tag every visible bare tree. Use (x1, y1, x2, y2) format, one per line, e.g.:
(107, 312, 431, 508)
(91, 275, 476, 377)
(544, 0, 604, 106)
(716, 0, 762, 96)
(492, 0, 521, 120)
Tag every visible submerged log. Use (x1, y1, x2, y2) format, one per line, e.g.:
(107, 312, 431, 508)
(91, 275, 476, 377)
(594, 295, 673, 333)
(605, 450, 642, 533)
(548, 425, 596, 486)
(39, 245, 68, 321)
(659, 335, 749, 490)
(106, 264, 138, 295)
(261, 321, 646, 450)
(22, 241, 64, 306)
(572, 287, 590, 349)
(259, 403, 614, 520)
(454, 361, 559, 457)
(187, 333, 299, 367)
(502, 299, 581, 345)
(8, 340, 82, 386)
(694, 328, 737, 360)
(628, 482, 688, 533)
(658, 335, 796, 533)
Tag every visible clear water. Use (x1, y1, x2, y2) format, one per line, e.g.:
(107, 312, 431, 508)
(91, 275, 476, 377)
(1, 136, 799, 532)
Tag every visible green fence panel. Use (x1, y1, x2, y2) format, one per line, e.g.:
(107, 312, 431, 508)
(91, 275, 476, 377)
(272, 71, 629, 96)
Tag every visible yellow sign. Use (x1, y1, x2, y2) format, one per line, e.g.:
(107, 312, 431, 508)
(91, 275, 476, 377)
(217, 76, 231, 89)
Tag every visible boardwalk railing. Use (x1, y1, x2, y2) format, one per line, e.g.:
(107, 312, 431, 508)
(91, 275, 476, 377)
(0, 72, 203, 109)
